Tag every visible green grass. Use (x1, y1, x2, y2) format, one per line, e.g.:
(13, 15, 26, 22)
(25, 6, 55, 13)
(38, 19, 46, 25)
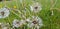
(0, 0, 60, 29)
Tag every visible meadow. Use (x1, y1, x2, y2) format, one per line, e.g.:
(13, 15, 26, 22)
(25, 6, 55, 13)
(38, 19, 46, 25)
(0, 0, 60, 29)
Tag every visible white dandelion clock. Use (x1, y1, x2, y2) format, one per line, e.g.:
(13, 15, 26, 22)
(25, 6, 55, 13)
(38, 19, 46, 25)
(13, 19, 20, 28)
(1, 23, 10, 29)
(27, 16, 43, 29)
(0, 7, 10, 18)
(30, 2, 42, 13)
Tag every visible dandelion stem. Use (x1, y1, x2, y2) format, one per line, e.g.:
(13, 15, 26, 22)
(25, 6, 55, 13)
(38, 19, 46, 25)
(11, 10, 21, 18)
(50, 0, 57, 9)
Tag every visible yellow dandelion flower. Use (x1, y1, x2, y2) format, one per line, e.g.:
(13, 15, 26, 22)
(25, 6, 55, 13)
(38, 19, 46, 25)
(13, 6, 17, 9)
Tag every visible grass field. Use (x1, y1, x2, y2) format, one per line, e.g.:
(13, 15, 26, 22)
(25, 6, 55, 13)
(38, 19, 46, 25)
(0, 0, 60, 29)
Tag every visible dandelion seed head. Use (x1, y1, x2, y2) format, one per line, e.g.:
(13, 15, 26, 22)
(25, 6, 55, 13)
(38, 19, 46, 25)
(30, 2, 42, 13)
(13, 19, 20, 28)
(0, 7, 10, 18)
(0, 23, 10, 29)
(27, 16, 43, 28)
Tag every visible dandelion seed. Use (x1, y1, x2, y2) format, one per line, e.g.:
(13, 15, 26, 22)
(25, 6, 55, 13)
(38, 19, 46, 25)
(0, 7, 10, 18)
(26, 18, 31, 22)
(30, 2, 42, 13)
